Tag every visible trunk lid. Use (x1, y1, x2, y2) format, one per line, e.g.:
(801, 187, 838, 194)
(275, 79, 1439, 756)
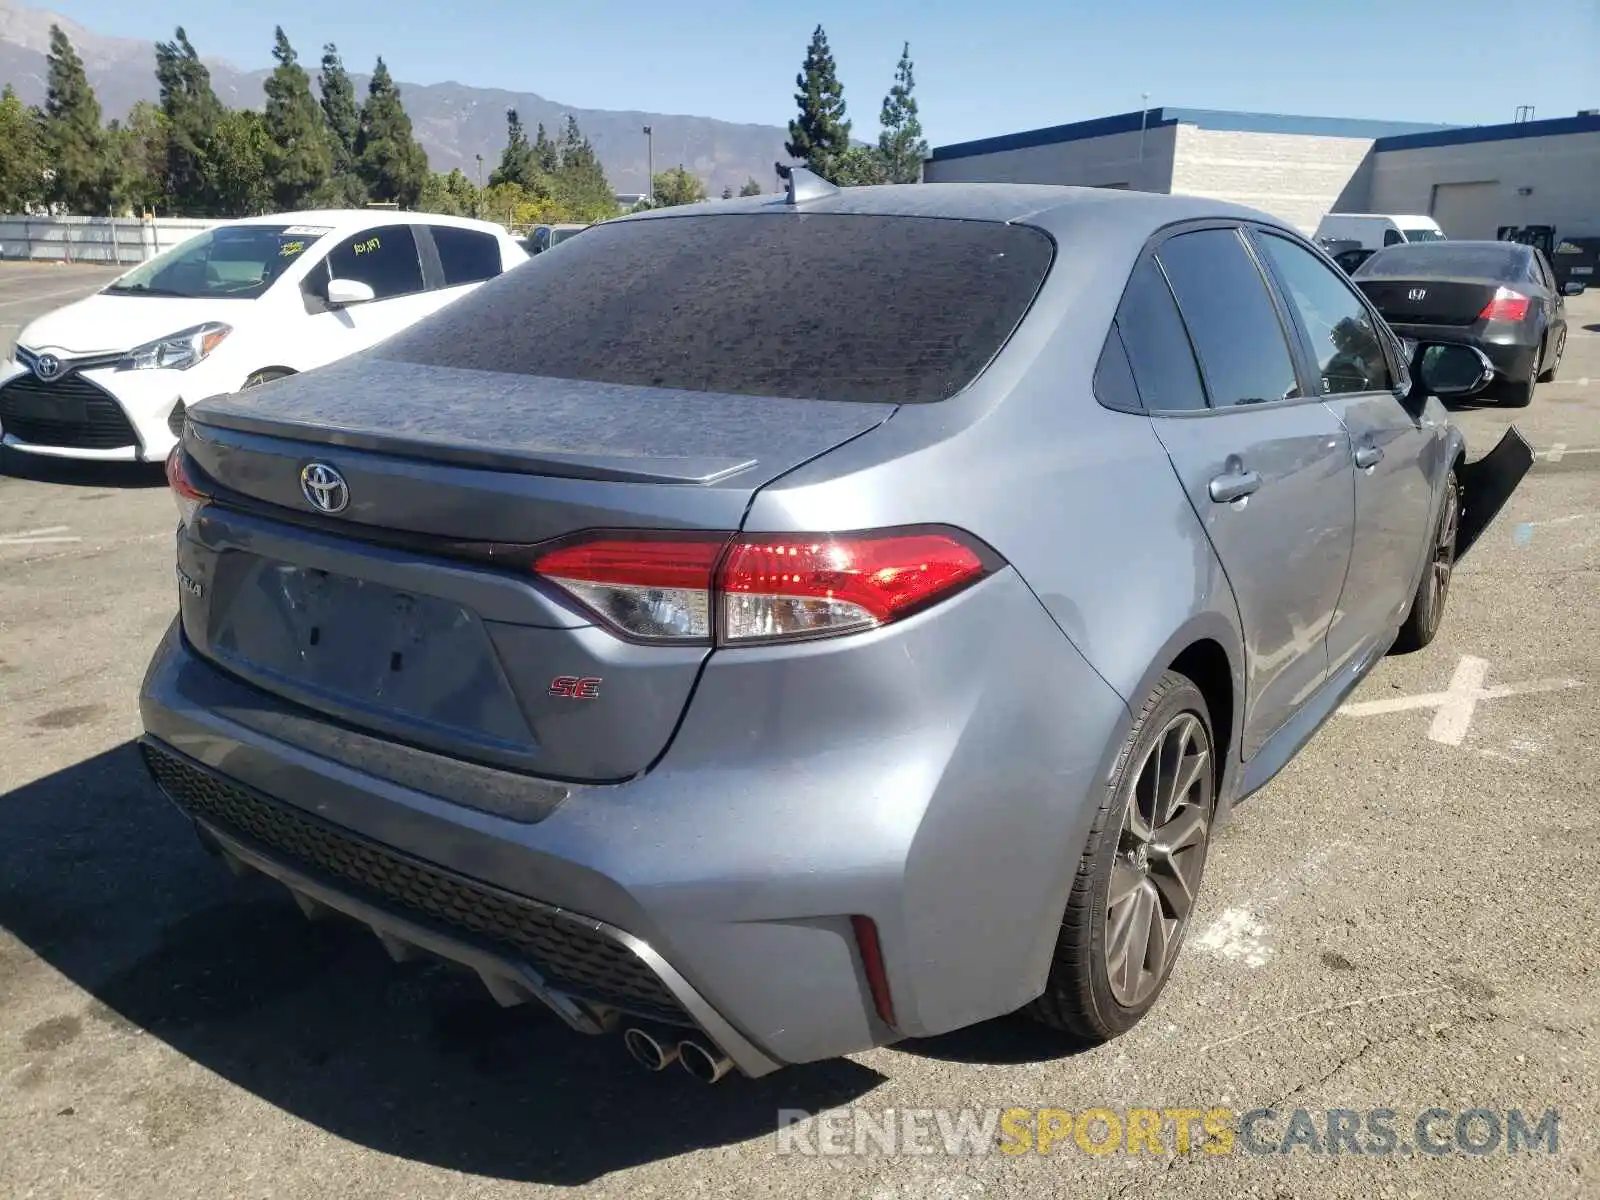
(1355, 277, 1501, 327)
(178, 357, 892, 781)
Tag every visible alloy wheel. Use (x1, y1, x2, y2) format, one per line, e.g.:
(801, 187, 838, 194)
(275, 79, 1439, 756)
(1104, 712, 1214, 1007)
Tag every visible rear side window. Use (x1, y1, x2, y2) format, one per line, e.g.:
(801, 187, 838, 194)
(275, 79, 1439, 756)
(1112, 258, 1207, 412)
(1157, 229, 1301, 407)
(321, 225, 425, 299)
(431, 225, 504, 286)
(376, 213, 1055, 404)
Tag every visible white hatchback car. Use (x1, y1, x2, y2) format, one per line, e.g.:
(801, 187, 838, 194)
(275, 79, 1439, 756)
(0, 210, 528, 461)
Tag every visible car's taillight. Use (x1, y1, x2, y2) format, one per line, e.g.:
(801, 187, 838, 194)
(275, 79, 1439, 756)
(718, 530, 990, 642)
(533, 534, 728, 641)
(165, 446, 209, 527)
(1479, 287, 1531, 322)
(531, 527, 996, 645)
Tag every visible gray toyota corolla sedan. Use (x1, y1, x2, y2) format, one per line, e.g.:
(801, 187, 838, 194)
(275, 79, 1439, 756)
(139, 172, 1530, 1083)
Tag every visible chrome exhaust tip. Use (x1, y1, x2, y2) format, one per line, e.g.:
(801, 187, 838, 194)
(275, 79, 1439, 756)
(622, 1027, 679, 1072)
(677, 1038, 734, 1084)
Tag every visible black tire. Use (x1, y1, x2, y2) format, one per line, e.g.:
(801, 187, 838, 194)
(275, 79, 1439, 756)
(1537, 329, 1564, 383)
(1027, 671, 1216, 1041)
(1496, 346, 1538, 407)
(1392, 471, 1460, 654)
(242, 368, 293, 389)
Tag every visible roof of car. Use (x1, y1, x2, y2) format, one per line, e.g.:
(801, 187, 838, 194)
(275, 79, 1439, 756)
(226, 210, 513, 236)
(621, 182, 1293, 236)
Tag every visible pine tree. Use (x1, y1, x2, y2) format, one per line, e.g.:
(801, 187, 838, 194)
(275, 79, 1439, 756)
(551, 115, 614, 221)
(721, 185, 733, 200)
(40, 25, 113, 212)
(738, 177, 763, 197)
(785, 25, 851, 182)
(532, 123, 560, 175)
(489, 108, 538, 190)
(155, 27, 225, 215)
(0, 84, 46, 212)
(356, 58, 429, 207)
(318, 44, 365, 205)
(877, 43, 928, 184)
(263, 28, 334, 211)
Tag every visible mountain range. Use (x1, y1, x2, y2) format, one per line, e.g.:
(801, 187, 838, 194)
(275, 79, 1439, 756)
(0, 0, 796, 196)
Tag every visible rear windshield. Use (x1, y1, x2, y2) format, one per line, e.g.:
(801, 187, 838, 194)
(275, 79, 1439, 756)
(376, 212, 1056, 404)
(1356, 242, 1524, 280)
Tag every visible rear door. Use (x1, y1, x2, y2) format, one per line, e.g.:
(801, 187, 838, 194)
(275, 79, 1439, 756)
(1251, 228, 1439, 670)
(1125, 227, 1355, 759)
(299, 224, 436, 366)
(419, 223, 510, 309)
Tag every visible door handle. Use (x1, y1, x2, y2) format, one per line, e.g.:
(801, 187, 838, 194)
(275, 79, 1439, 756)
(1208, 468, 1261, 503)
(1355, 444, 1384, 469)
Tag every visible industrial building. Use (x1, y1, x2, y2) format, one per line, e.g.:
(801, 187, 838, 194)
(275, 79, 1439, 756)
(923, 107, 1600, 239)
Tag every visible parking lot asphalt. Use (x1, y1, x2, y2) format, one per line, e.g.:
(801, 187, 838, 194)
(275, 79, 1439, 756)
(1, 263, 1596, 1200)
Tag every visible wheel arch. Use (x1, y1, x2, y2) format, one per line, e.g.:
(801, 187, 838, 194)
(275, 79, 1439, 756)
(1115, 613, 1246, 809)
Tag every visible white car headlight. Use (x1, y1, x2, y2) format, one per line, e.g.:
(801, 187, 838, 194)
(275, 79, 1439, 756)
(116, 322, 232, 372)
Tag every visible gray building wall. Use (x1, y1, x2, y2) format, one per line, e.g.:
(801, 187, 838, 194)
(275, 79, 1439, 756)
(1167, 126, 1377, 234)
(1364, 130, 1600, 238)
(921, 125, 1178, 193)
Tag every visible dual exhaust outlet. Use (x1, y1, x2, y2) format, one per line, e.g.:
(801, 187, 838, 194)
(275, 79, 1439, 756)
(622, 1026, 734, 1084)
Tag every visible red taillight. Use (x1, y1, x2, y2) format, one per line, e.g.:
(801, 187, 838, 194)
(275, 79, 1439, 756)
(530, 526, 994, 644)
(718, 530, 988, 642)
(1479, 287, 1530, 322)
(165, 446, 208, 526)
(533, 534, 727, 641)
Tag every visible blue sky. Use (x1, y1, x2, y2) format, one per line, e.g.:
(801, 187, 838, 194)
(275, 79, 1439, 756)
(50, 0, 1600, 146)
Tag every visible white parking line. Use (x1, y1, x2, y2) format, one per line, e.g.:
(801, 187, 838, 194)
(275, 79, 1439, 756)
(1338, 655, 1587, 746)
(0, 284, 99, 309)
(0, 525, 82, 547)
(1546, 443, 1567, 462)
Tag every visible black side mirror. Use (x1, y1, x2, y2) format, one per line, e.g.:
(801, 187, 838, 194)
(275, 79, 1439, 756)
(1406, 340, 1496, 398)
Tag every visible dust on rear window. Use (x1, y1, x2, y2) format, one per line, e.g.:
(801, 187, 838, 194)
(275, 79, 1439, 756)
(1356, 242, 1525, 280)
(375, 212, 1056, 404)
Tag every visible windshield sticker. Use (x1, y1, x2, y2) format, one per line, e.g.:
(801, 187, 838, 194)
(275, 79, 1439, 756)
(279, 241, 306, 258)
(281, 225, 333, 237)
(353, 236, 382, 256)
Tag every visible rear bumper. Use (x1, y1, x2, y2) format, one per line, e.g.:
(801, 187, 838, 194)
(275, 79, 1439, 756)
(1386, 322, 1542, 381)
(138, 568, 1131, 1072)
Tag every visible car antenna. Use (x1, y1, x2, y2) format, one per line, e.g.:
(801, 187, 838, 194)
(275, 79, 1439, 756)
(775, 162, 840, 205)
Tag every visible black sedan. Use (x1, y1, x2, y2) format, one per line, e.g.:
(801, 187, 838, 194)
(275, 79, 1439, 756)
(1353, 240, 1577, 406)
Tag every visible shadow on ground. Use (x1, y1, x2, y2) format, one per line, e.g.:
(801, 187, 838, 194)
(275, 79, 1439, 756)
(0, 448, 166, 488)
(0, 744, 886, 1184)
(892, 1013, 1091, 1067)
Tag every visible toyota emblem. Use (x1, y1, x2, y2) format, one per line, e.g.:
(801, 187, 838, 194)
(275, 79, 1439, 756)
(300, 462, 350, 514)
(33, 353, 61, 381)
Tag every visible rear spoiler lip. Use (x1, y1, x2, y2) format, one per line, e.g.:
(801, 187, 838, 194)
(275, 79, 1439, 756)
(1455, 424, 1534, 561)
(185, 408, 763, 486)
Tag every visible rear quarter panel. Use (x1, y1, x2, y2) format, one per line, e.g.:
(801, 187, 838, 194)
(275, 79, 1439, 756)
(743, 203, 1248, 798)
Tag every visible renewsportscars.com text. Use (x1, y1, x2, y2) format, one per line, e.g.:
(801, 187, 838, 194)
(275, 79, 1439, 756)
(776, 1106, 1561, 1158)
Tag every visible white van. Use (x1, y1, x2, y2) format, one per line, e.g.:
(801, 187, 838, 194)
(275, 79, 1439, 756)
(1314, 213, 1446, 251)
